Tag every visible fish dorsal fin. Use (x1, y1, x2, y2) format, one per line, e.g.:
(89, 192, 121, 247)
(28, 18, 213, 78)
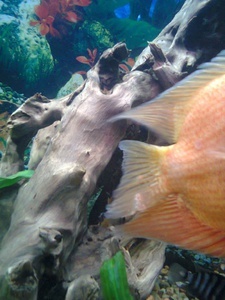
(110, 50, 225, 144)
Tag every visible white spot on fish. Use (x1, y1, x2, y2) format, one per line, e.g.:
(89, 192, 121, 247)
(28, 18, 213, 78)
(134, 193, 147, 212)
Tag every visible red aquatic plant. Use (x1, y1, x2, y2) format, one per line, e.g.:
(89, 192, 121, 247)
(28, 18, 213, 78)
(75, 51, 135, 79)
(30, 0, 92, 37)
(69, 0, 92, 7)
(30, 1, 60, 36)
(76, 48, 98, 67)
(57, 0, 82, 23)
(75, 48, 98, 78)
(119, 57, 135, 72)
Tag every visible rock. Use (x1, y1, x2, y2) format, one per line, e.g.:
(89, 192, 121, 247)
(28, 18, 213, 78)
(0, 82, 25, 110)
(0, 82, 25, 158)
(81, 20, 114, 52)
(57, 74, 84, 98)
(72, 20, 114, 58)
(0, 0, 54, 94)
(65, 275, 100, 300)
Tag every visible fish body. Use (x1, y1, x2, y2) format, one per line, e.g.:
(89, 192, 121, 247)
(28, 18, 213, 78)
(168, 263, 225, 300)
(106, 51, 225, 257)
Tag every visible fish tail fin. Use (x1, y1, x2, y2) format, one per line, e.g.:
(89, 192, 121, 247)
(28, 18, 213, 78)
(105, 140, 170, 219)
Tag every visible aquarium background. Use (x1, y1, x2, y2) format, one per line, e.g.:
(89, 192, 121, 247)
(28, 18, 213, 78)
(0, 0, 185, 158)
(2, 1, 223, 300)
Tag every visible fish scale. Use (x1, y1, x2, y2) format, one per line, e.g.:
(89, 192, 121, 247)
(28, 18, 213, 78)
(106, 50, 225, 258)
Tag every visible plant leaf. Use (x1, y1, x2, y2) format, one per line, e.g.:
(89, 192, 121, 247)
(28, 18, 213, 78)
(76, 56, 91, 66)
(92, 48, 97, 59)
(46, 15, 55, 25)
(64, 11, 81, 23)
(119, 64, 130, 72)
(126, 58, 135, 67)
(76, 70, 87, 75)
(71, 0, 92, 6)
(34, 2, 49, 19)
(0, 170, 34, 189)
(100, 251, 133, 300)
(87, 186, 103, 218)
(40, 23, 50, 35)
(49, 25, 61, 38)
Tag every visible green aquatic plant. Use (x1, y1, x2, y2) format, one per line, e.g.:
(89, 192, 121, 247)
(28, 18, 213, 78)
(0, 170, 34, 189)
(87, 186, 103, 219)
(100, 251, 134, 300)
(0, 112, 9, 157)
(0, 17, 55, 93)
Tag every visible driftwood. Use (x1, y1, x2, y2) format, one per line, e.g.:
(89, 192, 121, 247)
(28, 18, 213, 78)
(1, 0, 225, 299)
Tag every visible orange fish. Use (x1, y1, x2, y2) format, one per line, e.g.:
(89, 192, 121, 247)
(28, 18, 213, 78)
(106, 50, 225, 257)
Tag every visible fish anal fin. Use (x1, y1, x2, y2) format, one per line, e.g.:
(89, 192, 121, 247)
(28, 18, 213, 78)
(105, 140, 170, 219)
(123, 195, 225, 258)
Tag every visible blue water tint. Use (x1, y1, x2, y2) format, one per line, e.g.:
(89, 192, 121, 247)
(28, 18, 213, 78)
(114, 0, 184, 21)
(114, 0, 158, 20)
(149, 0, 157, 17)
(114, 4, 130, 19)
(149, 0, 183, 17)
